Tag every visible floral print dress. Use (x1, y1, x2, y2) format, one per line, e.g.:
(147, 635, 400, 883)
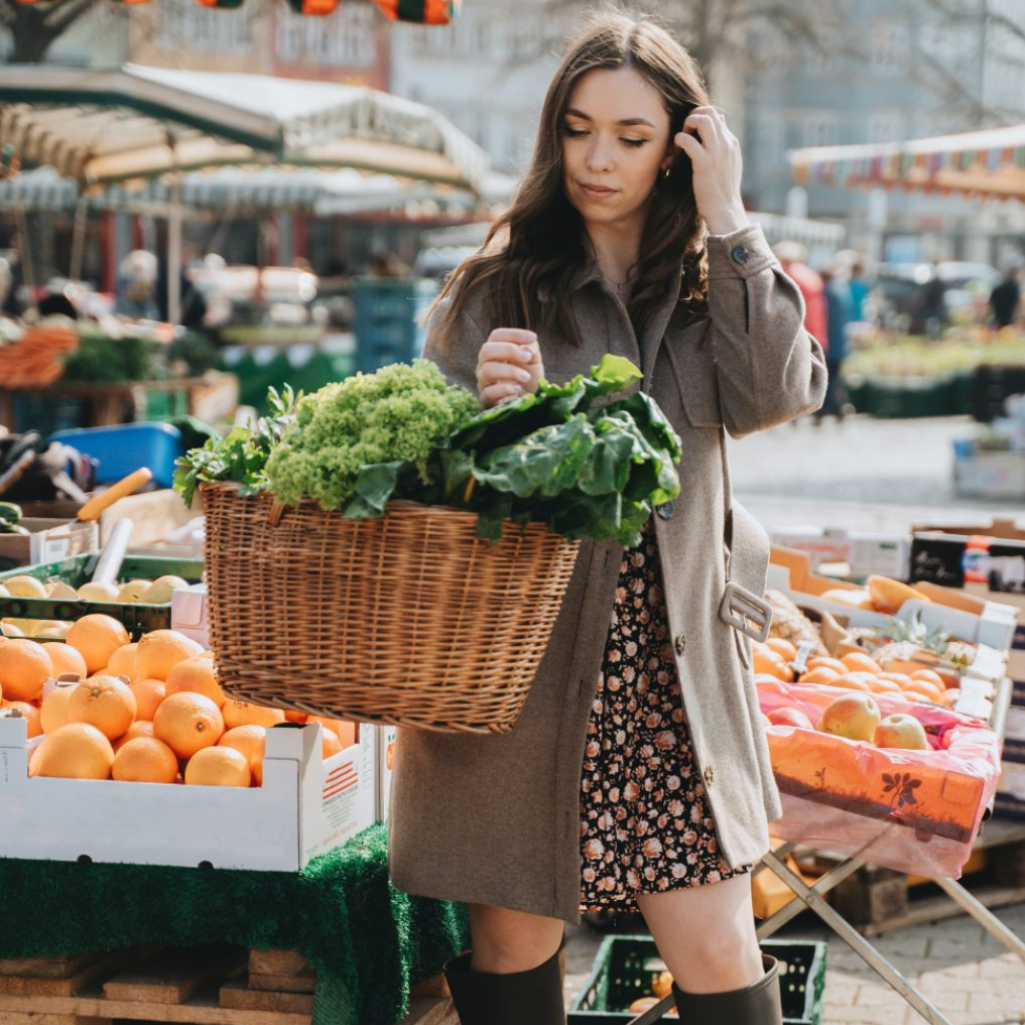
(579, 520, 751, 912)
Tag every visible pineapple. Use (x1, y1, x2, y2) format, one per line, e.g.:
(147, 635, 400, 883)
(764, 590, 829, 657)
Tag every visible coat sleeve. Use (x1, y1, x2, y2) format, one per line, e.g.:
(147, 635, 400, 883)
(420, 289, 489, 395)
(705, 224, 828, 439)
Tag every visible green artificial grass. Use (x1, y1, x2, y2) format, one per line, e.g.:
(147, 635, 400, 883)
(0, 824, 469, 1025)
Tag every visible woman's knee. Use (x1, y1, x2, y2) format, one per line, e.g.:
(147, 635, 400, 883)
(468, 903, 565, 974)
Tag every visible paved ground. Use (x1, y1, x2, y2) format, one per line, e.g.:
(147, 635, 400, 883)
(562, 414, 1025, 1023)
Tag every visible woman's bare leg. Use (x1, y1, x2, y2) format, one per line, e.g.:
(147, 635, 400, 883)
(467, 903, 565, 973)
(636, 873, 765, 993)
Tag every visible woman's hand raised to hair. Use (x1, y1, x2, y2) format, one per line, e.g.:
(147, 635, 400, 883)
(673, 105, 750, 237)
(476, 329, 545, 409)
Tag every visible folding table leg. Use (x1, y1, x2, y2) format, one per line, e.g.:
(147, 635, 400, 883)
(756, 854, 865, 939)
(760, 850, 956, 1025)
(933, 875, 1025, 965)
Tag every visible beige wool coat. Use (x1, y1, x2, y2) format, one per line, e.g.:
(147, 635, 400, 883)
(388, 223, 828, 924)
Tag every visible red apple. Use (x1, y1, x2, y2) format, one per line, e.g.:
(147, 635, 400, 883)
(818, 693, 881, 743)
(874, 713, 929, 750)
(767, 707, 814, 730)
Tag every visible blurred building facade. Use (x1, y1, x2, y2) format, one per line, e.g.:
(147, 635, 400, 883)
(742, 0, 1025, 264)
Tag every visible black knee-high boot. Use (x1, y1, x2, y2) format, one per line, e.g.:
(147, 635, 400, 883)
(443, 938, 566, 1025)
(672, 955, 782, 1025)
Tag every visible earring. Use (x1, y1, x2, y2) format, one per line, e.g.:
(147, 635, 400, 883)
(662, 166, 672, 179)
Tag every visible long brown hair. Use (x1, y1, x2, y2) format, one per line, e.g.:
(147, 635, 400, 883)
(429, 9, 710, 348)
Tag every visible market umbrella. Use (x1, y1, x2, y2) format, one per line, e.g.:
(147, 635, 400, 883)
(790, 123, 1025, 201)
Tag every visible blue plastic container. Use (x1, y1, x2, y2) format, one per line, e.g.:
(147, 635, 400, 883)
(50, 422, 184, 489)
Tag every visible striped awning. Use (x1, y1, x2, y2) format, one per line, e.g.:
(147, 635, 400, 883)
(10, 0, 459, 25)
(790, 123, 1025, 201)
(0, 64, 489, 191)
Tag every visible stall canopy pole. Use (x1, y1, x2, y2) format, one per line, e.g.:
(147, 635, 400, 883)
(167, 173, 182, 326)
(69, 196, 87, 283)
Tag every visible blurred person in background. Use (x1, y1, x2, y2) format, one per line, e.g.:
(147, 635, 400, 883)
(989, 257, 1021, 330)
(773, 240, 827, 348)
(848, 260, 871, 322)
(816, 265, 852, 424)
(116, 249, 159, 320)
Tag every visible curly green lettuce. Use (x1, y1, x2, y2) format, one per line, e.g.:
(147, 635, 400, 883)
(265, 360, 479, 511)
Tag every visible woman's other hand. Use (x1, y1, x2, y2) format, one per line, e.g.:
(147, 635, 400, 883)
(674, 106, 750, 236)
(476, 328, 544, 408)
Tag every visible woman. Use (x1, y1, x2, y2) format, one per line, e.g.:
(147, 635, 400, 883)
(389, 12, 826, 1025)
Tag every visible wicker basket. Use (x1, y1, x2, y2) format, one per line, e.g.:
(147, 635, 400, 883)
(201, 482, 581, 734)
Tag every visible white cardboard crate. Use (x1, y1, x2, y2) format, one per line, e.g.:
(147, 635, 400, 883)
(769, 525, 912, 580)
(768, 550, 1019, 655)
(0, 716, 375, 871)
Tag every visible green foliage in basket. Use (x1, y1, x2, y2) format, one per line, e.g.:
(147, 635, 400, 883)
(61, 331, 155, 383)
(173, 384, 302, 507)
(264, 361, 479, 512)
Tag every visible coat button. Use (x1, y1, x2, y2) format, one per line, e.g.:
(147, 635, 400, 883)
(656, 501, 675, 520)
(674, 634, 686, 656)
(731, 245, 750, 265)
(703, 764, 715, 787)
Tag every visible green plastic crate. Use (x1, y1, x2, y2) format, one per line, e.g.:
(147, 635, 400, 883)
(0, 555, 204, 639)
(568, 935, 826, 1024)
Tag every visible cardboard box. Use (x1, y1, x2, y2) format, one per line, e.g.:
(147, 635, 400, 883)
(171, 582, 210, 649)
(0, 517, 98, 573)
(377, 724, 396, 824)
(769, 526, 912, 580)
(1003, 679, 1025, 762)
(953, 451, 1025, 500)
(770, 545, 1019, 655)
(0, 716, 375, 871)
(19, 489, 199, 547)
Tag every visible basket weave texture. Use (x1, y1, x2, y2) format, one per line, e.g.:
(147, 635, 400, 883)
(201, 482, 580, 734)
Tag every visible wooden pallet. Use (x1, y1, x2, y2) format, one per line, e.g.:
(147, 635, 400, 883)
(0, 944, 456, 1025)
(825, 818, 1025, 936)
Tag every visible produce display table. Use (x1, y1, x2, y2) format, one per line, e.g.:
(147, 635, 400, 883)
(0, 824, 469, 1025)
(753, 674, 1025, 1025)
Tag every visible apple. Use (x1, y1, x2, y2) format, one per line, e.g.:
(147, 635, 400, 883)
(818, 693, 881, 743)
(767, 707, 815, 730)
(874, 713, 929, 751)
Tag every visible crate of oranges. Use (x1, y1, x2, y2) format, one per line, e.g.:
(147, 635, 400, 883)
(0, 616, 382, 871)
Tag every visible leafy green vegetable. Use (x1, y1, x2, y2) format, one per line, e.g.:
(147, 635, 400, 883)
(264, 361, 479, 512)
(172, 384, 301, 507)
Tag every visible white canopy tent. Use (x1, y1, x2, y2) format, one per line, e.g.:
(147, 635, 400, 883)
(0, 63, 490, 319)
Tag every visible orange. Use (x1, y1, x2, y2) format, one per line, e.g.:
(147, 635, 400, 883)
(219, 724, 266, 786)
(0, 638, 53, 702)
(113, 720, 155, 752)
(765, 638, 797, 663)
(840, 652, 882, 675)
(867, 575, 931, 614)
(153, 691, 224, 759)
(30, 723, 114, 779)
(902, 678, 944, 702)
(135, 630, 204, 682)
(799, 666, 839, 685)
(106, 642, 139, 682)
(222, 700, 286, 730)
(184, 746, 251, 788)
(754, 675, 789, 694)
(806, 657, 847, 675)
(879, 672, 913, 687)
(828, 673, 873, 692)
(112, 736, 179, 783)
(65, 675, 137, 741)
(911, 669, 946, 690)
(41, 642, 87, 680)
(284, 710, 308, 723)
(66, 615, 130, 675)
(868, 677, 903, 694)
(165, 656, 226, 707)
(129, 678, 166, 722)
(0, 700, 42, 738)
(321, 727, 343, 760)
(938, 689, 960, 709)
(40, 682, 78, 734)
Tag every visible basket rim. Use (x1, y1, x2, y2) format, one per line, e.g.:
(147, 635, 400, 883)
(198, 480, 581, 541)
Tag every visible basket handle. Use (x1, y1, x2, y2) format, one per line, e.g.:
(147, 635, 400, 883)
(268, 501, 286, 527)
